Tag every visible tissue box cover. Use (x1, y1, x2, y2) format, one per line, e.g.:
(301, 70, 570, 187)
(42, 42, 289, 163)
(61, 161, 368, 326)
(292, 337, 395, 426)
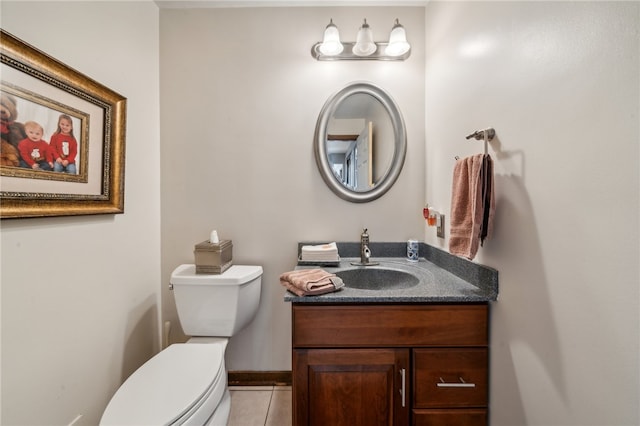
(194, 240, 233, 274)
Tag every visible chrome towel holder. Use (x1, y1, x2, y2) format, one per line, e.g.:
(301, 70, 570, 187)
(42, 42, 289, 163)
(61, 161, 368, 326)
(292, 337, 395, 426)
(465, 127, 495, 155)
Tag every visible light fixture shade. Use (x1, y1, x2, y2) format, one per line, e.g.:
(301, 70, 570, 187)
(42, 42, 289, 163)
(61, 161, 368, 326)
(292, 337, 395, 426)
(352, 19, 376, 57)
(385, 19, 410, 57)
(319, 19, 344, 56)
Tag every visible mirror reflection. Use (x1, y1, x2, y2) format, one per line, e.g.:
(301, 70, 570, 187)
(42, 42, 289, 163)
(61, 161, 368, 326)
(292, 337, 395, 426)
(326, 93, 394, 191)
(314, 82, 407, 203)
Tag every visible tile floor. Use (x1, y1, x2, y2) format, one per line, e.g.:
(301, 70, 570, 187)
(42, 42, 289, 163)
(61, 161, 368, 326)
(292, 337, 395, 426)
(228, 386, 292, 426)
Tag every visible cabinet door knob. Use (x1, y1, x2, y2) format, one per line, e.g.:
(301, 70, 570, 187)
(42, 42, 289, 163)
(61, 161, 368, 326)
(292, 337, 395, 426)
(437, 377, 476, 388)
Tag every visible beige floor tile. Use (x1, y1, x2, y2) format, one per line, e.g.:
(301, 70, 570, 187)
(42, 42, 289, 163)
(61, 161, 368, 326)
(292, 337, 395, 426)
(273, 385, 291, 392)
(265, 388, 292, 426)
(227, 389, 272, 426)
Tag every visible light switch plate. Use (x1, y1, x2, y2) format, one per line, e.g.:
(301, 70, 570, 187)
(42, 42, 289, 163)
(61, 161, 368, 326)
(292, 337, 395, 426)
(437, 215, 445, 238)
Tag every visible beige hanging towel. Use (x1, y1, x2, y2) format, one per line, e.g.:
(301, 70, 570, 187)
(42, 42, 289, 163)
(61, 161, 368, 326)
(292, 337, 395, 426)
(449, 154, 495, 260)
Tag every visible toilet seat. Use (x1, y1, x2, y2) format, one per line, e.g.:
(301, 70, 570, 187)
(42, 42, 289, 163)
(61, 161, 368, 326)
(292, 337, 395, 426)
(100, 342, 226, 425)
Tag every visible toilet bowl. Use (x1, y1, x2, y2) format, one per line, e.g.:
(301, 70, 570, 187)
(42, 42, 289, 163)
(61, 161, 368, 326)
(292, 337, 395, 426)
(100, 264, 262, 425)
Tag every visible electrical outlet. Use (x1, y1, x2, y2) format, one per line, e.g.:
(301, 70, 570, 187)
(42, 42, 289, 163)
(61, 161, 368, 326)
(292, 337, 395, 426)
(437, 214, 445, 238)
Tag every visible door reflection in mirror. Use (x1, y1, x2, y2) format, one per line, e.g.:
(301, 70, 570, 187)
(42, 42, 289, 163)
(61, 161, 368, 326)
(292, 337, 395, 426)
(326, 93, 393, 191)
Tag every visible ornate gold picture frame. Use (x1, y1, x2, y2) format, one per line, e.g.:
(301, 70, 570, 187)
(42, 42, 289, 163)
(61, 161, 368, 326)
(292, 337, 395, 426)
(1, 30, 126, 218)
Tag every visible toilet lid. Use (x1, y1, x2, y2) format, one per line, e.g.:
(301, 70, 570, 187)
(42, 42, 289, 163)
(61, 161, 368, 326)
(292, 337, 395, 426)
(171, 264, 263, 286)
(100, 343, 225, 426)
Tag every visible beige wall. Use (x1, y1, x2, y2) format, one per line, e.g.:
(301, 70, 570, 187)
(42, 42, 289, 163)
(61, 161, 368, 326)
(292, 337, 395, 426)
(1, 1, 638, 425)
(159, 7, 426, 370)
(0, 2, 161, 425)
(423, 2, 639, 425)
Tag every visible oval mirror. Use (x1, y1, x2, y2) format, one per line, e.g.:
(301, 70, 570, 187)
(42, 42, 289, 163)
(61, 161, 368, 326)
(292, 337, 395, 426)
(314, 82, 407, 203)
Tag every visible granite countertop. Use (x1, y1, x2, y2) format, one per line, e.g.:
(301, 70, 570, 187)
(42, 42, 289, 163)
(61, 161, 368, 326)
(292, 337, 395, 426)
(283, 242, 499, 304)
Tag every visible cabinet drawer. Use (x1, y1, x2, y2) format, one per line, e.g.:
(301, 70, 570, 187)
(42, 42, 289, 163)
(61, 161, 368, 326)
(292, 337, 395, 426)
(412, 408, 487, 426)
(413, 348, 488, 408)
(293, 304, 488, 347)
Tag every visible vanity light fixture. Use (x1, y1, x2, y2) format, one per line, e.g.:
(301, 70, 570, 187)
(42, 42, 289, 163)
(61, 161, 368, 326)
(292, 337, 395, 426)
(318, 19, 344, 56)
(385, 19, 411, 56)
(353, 19, 376, 57)
(312, 18, 411, 61)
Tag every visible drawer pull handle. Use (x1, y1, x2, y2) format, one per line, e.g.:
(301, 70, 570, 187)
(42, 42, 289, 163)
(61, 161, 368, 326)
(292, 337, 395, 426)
(399, 368, 406, 407)
(437, 377, 476, 388)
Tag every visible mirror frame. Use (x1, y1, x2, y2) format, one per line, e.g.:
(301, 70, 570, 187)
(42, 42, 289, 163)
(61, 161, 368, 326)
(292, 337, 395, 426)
(314, 82, 407, 203)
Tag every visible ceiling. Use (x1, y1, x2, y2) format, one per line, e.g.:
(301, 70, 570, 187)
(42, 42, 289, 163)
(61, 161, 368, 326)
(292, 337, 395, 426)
(155, 0, 428, 8)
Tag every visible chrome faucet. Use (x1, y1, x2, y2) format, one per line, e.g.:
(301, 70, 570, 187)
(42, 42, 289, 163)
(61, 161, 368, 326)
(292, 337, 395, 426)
(360, 228, 371, 264)
(352, 228, 379, 266)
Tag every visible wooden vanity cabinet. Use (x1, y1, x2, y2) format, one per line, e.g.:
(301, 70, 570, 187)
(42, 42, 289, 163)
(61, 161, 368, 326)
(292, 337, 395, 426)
(292, 303, 489, 426)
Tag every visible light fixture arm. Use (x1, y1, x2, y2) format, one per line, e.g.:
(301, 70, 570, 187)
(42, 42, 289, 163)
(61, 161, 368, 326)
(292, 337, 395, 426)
(312, 41, 411, 61)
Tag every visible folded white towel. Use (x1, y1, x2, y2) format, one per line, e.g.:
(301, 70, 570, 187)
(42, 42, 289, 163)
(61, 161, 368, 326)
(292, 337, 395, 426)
(300, 242, 339, 262)
(301, 242, 338, 254)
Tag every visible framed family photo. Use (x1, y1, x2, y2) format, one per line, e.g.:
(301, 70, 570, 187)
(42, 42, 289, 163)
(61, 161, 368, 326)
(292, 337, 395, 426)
(0, 29, 126, 219)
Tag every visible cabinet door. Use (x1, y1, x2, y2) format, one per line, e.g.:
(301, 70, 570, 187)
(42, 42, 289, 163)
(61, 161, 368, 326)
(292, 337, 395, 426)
(293, 348, 410, 426)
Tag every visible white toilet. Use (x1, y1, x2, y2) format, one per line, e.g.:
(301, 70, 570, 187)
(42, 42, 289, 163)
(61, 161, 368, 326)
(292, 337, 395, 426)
(100, 264, 263, 426)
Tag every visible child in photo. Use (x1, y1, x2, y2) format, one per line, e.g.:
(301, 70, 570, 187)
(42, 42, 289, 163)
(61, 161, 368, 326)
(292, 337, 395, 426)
(18, 120, 52, 171)
(0, 93, 26, 167)
(48, 114, 78, 174)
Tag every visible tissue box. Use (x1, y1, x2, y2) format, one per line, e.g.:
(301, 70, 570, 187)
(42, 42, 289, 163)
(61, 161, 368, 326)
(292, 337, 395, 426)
(194, 239, 233, 274)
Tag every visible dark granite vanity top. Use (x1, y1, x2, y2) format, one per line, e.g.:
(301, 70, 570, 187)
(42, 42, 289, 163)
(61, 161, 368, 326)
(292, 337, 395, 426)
(283, 242, 498, 304)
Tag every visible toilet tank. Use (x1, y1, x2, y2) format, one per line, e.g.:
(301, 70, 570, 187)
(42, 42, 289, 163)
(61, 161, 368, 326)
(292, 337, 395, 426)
(170, 264, 262, 337)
